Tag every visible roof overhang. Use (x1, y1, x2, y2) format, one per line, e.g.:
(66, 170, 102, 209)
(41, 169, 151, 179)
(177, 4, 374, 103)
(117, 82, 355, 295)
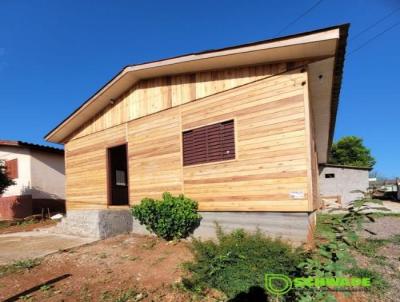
(319, 163, 372, 171)
(45, 24, 349, 150)
(0, 140, 64, 154)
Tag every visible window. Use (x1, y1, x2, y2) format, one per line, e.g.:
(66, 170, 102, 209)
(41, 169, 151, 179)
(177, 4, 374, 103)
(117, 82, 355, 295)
(5, 159, 18, 179)
(115, 170, 127, 186)
(183, 120, 235, 166)
(325, 173, 335, 179)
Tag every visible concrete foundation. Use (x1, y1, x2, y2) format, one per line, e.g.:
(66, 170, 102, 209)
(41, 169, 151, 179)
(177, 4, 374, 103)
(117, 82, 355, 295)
(193, 212, 312, 243)
(53, 209, 133, 239)
(53, 209, 314, 243)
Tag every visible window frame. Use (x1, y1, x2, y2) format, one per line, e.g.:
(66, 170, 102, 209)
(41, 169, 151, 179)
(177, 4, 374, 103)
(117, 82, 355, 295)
(5, 158, 18, 179)
(182, 119, 236, 167)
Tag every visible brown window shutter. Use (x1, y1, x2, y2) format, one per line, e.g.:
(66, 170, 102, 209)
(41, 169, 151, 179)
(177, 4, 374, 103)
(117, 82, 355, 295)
(183, 120, 235, 166)
(5, 159, 18, 179)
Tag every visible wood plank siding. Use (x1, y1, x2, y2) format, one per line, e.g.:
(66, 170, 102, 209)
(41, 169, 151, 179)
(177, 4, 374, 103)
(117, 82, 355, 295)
(65, 62, 319, 212)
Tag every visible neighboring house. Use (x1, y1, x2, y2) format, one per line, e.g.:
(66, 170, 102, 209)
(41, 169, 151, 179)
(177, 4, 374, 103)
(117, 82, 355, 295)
(370, 178, 399, 201)
(319, 163, 370, 205)
(45, 24, 349, 242)
(0, 141, 65, 219)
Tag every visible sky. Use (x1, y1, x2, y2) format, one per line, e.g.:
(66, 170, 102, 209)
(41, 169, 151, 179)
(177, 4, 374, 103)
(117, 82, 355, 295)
(0, 0, 399, 177)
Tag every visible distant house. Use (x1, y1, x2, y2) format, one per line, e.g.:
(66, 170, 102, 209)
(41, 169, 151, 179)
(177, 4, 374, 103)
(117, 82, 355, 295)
(319, 163, 371, 205)
(45, 24, 349, 242)
(0, 140, 65, 219)
(369, 178, 399, 201)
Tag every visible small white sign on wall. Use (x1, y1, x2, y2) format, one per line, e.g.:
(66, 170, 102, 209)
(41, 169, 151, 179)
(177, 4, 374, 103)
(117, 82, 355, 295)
(289, 191, 305, 199)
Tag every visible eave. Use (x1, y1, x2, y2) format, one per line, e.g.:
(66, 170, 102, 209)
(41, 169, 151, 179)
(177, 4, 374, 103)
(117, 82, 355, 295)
(45, 24, 349, 155)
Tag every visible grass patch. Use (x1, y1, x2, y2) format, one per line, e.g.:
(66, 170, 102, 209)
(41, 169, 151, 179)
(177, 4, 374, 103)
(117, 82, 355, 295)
(0, 258, 41, 277)
(357, 238, 388, 257)
(102, 288, 146, 302)
(388, 234, 400, 245)
(183, 227, 305, 300)
(369, 212, 400, 218)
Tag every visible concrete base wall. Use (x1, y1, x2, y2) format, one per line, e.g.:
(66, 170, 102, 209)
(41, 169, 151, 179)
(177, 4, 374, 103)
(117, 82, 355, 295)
(193, 212, 312, 243)
(53, 209, 133, 239)
(53, 209, 315, 243)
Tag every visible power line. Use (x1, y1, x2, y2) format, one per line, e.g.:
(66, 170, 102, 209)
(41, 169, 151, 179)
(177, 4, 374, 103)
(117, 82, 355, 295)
(277, 0, 324, 35)
(350, 7, 400, 41)
(348, 20, 400, 55)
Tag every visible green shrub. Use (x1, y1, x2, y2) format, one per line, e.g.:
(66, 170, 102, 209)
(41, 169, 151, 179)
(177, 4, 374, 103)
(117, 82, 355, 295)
(183, 227, 305, 299)
(131, 192, 201, 240)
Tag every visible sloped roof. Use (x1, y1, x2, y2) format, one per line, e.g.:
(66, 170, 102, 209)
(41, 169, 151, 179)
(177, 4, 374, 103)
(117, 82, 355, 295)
(45, 24, 349, 144)
(0, 140, 64, 154)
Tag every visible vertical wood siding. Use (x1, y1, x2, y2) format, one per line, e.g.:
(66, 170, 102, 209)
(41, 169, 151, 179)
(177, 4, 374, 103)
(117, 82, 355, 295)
(71, 63, 292, 140)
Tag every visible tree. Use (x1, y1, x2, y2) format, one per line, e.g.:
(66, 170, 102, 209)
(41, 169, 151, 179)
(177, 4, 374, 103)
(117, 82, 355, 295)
(329, 136, 376, 168)
(0, 162, 15, 195)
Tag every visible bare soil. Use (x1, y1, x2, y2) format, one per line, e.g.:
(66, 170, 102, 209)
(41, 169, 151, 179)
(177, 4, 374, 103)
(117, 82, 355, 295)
(0, 220, 56, 234)
(0, 234, 214, 302)
(356, 216, 400, 302)
(1, 216, 398, 301)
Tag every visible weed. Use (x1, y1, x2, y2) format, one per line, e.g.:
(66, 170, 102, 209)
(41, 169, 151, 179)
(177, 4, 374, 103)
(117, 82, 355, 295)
(98, 252, 108, 259)
(114, 288, 146, 302)
(13, 258, 41, 269)
(357, 239, 388, 257)
(120, 255, 140, 262)
(40, 284, 52, 292)
(100, 290, 112, 301)
(183, 226, 304, 300)
(373, 255, 387, 266)
(18, 294, 33, 301)
(40, 284, 54, 297)
(141, 239, 157, 250)
(0, 258, 41, 277)
(389, 234, 400, 245)
(370, 212, 400, 218)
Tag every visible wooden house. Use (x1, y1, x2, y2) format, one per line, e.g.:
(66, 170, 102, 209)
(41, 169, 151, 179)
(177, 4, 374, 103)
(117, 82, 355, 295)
(45, 24, 349, 241)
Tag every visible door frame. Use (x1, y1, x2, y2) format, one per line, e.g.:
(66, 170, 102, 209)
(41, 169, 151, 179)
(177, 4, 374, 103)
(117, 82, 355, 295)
(106, 143, 129, 206)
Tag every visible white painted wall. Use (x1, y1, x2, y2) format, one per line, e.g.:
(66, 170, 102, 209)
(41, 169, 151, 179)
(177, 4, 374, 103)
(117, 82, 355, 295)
(0, 146, 31, 197)
(319, 166, 370, 205)
(30, 150, 65, 199)
(0, 146, 65, 199)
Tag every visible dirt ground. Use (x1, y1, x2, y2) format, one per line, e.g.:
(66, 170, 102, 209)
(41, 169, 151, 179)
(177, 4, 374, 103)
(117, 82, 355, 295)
(1, 216, 399, 301)
(0, 234, 204, 302)
(357, 216, 400, 302)
(0, 220, 56, 234)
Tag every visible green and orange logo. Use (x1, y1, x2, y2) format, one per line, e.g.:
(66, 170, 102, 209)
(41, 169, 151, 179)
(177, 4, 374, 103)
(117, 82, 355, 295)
(264, 273, 371, 296)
